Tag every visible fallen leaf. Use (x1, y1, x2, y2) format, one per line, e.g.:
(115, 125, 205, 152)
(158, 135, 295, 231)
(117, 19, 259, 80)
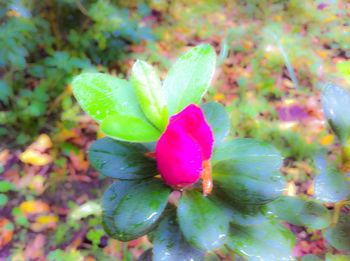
(19, 150, 52, 166)
(19, 200, 50, 216)
(0, 218, 14, 248)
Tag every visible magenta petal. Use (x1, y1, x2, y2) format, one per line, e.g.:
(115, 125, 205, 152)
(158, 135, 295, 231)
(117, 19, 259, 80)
(155, 104, 214, 187)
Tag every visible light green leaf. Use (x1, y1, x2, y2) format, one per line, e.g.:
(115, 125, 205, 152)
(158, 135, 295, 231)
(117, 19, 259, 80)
(177, 190, 229, 251)
(101, 113, 161, 142)
(164, 44, 216, 115)
(202, 102, 230, 146)
(88, 137, 157, 179)
(268, 196, 331, 229)
(72, 73, 145, 122)
(321, 83, 350, 144)
(326, 254, 350, 261)
(153, 212, 204, 261)
(227, 221, 296, 261)
(324, 213, 350, 251)
(131, 60, 169, 131)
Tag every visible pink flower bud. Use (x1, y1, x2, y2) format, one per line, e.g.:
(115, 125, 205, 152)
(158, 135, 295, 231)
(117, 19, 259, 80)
(156, 104, 214, 188)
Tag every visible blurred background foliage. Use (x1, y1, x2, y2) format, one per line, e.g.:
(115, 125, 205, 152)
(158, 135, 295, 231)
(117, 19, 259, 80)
(1, 0, 350, 260)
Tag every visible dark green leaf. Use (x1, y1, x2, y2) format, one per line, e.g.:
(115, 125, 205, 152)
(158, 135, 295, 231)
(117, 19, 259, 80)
(153, 213, 204, 261)
(321, 83, 350, 144)
(177, 190, 229, 251)
(268, 196, 331, 229)
(219, 200, 268, 226)
(212, 139, 284, 205)
(102, 180, 141, 237)
(212, 138, 283, 169)
(89, 137, 157, 179)
(103, 179, 171, 241)
(227, 221, 295, 261)
(202, 102, 230, 146)
(164, 44, 216, 115)
(324, 213, 350, 251)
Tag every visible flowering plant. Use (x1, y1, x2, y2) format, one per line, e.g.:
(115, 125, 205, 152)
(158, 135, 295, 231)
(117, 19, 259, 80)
(72, 45, 337, 260)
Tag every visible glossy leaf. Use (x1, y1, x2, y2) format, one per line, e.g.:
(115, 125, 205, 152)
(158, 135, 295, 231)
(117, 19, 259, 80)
(227, 221, 295, 261)
(164, 44, 216, 115)
(177, 190, 229, 251)
(321, 83, 350, 144)
(131, 60, 169, 130)
(202, 102, 230, 145)
(212, 138, 283, 169)
(102, 179, 171, 241)
(324, 213, 350, 251)
(102, 180, 141, 237)
(88, 137, 157, 179)
(268, 196, 331, 229)
(101, 113, 161, 142)
(314, 164, 350, 203)
(153, 213, 204, 261)
(72, 73, 145, 122)
(212, 139, 285, 204)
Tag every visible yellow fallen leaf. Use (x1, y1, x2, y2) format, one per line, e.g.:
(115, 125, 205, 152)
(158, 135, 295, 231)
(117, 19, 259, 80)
(320, 134, 334, 146)
(19, 200, 50, 216)
(213, 92, 225, 102)
(35, 134, 53, 150)
(19, 150, 52, 166)
(285, 181, 296, 196)
(36, 215, 59, 225)
(307, 182, 314, 196)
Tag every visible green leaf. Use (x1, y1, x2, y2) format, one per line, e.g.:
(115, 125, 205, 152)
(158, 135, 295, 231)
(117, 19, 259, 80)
(102, 180, 141, 237)
(131, 60, 169, 131)
(101, 113, 161, 142)
(89, 137, 157, 179)
(202, 102, 230, 146)
(227, 221, 295, 261)
(268, 196, 331, 229)
(72, 72, 145, 122)
(0, 80, 10, 104)
(326, 254, 350, 261)
(324, 213, 350, 251)
(164, 44, 216, 115)
(212, 139, 285, 205)
(177, 190, 229, 251)
(0, 193, 8, 207)
(153, 212, 204, 261)
(321, 83, 350, 144)
(0, 180, 14, 193)
(102, 179, 171, 241)
(314, 165, 350, 203)
(217, 199, 268, 226)
(212, 138, 283, 169)
(301, 255, 323, 261)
